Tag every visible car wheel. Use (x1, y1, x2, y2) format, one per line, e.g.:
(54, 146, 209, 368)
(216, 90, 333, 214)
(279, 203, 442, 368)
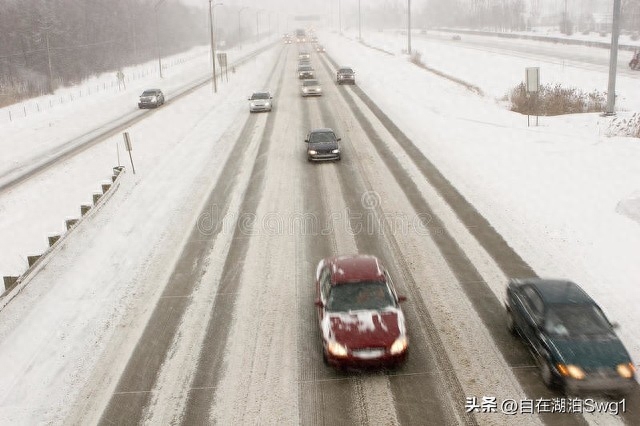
(537, 353, 555, 388)
(506, 309, 517, 335)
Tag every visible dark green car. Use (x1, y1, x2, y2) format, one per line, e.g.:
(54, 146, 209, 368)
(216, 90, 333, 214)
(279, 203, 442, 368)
(505, 278, 636, 395)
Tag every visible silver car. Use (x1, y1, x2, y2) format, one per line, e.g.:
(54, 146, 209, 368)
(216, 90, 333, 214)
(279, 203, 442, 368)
(301, 79, 322, 97)
(298, 65, 315, 79)
(248, 91, 273, 112)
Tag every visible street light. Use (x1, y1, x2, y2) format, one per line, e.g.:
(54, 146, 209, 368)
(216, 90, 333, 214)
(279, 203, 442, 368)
(238, 6, 248, 47)
(358, 0, 361, 40)
(256, 9, 263, 39)
(209, 1, 223, 93)
(407, 0, 412, 55)
(154, 0, 167, 78)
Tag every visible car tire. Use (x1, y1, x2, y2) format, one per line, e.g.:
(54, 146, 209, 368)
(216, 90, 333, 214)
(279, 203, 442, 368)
(506, 309, 517, 335)
(537, 353, 555, 388)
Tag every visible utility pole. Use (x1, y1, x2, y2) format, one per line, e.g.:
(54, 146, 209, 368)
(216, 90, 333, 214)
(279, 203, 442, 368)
(45, 29, 54, 93)
(358, 0, 361, 40)
(407, 0, 412, 54)
(605, 0, 622, 115)
(209, 1, 222, 93)
(339, 0, 342, 34)
(154, 0, 167, 78)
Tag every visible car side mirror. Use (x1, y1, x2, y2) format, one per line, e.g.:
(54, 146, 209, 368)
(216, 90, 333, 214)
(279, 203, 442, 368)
(337, 138, 341, 141)
(397, 295, 407, 303)
(247, 97, 251, 100)
(314, 299, 324, 307)
(610, 321, 620, 329)
(304, 138, 309, 143)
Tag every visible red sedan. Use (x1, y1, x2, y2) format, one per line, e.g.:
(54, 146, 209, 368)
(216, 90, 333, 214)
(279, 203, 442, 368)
(314, 255, 408, 369)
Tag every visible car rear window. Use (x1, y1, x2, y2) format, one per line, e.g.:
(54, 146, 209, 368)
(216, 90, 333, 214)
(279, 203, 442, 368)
(142, 90, 157, 96)
(302, 80, 319, 87)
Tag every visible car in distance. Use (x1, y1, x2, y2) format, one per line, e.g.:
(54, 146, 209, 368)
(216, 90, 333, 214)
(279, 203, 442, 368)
(316, 45, 325, 53)
(301, 79, 322, 97)
(298, 65, 315, 79)
(298, 51, 311, 60)
(336, 67, 355, 85)
(247, 91, 273, 113)
(138, 89, 165, 108)
(314, 255, 408, 369)
(305, 128, 341, 162)
(506, 278, 636, 395)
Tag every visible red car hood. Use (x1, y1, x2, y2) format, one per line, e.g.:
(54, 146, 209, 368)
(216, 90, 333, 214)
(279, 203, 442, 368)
(322, 309, 405, 349)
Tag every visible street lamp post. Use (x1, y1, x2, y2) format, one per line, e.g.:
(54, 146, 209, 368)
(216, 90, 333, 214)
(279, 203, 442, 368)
(407, 0, 412, 55)
(154, 0, 167, 78)
(358, 0, 361, 40)
(238, 6, 248, 47)
(256, 10, 263, 40)
(209, 1, 223, 93)
(338, 0, 342, 34)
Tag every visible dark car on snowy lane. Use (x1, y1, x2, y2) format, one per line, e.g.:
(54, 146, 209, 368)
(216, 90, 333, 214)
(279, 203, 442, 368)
(314, 255, 408, 369)
(138, 89, 164, 108)
(305, 128, 341, 162)
(506, 278, 636, 395)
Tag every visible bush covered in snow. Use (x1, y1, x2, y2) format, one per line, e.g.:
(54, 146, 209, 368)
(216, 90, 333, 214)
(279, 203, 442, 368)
(606, 113, 640, 139)
(508, 83, 606, 116)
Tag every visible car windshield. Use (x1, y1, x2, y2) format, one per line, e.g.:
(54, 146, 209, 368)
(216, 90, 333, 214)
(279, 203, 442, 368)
(251, 93, 269, 100)
(545, 304, 613, 337)
(141, 90, 157, 96)
(326, 281, 396, 312)
(309, 131, 336, 143)
(299, 66, 312, 71)
(302, 80, 319, 87)
(339, 68, 353, 73)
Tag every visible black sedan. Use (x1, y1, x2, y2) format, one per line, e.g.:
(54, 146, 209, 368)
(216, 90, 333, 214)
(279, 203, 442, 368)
(305, 128, 341, 162)
(505, 278, 636, 395)
(138, 89, 164, 108)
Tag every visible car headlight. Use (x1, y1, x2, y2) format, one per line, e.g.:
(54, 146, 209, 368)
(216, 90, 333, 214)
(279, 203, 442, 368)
(151, 96, 157, 101)
(265, 102, 271, 107)
(308, 150, 317, 155)
(389, 336, 408, 355)
(331, 149, 339, 154)
(616, 363, 636, 378)
(250, 102, 256, 107)
(327, 341, 348, 357)
(557, 364, 586, 380)
(302, 88, 308, 93)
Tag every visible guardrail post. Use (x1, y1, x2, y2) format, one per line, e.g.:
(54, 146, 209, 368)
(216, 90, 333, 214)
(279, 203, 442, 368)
(48, 235, 61, 246)
(27, 255, 41, 267)
(3, 276, 18, 291)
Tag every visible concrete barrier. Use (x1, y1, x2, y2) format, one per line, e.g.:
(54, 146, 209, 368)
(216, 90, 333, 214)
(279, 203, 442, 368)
(81, 204, 92, 216)
(3, 276, 18, 291)
(48, 235, 61, 246)
(101, 183, 111, 193)
(65, 218, 79, 230)
(93, 192, 102, 204)
(27, 255, 41, 267)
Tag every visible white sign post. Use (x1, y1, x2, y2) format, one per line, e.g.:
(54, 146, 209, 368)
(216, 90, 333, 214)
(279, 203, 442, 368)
(525, 67, 540, 127)
(123, 132, 136, 174)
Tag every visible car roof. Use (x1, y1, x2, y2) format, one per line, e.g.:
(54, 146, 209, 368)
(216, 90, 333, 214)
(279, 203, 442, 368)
(143, 89, 161, 92)
(309, 128, 334, 134)
(513, 278, 594, 305)
(251, 91, 271, 95)
(338, 67, 353, 71)
(327, 255, 385, 285)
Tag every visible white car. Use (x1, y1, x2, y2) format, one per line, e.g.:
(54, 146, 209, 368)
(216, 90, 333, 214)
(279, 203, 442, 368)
(301, 79, 322, 97)
(248, 91, 273, 112)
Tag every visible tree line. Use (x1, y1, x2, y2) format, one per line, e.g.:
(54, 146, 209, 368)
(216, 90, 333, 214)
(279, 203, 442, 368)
(0, 0, 209, 106)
